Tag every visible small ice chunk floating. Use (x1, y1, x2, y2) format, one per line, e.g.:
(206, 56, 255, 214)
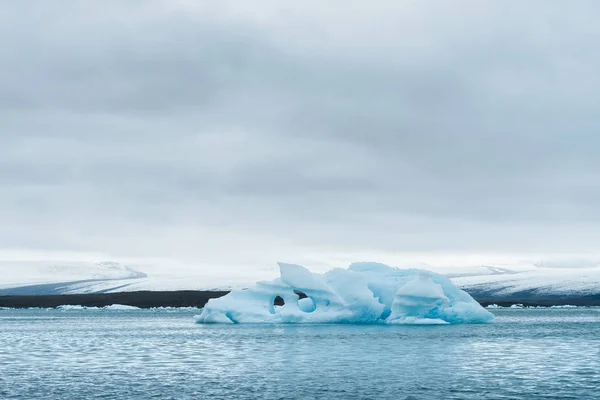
(195, 262, 494, 325)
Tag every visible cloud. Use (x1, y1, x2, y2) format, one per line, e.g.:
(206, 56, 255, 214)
(1, 1, 600, 269)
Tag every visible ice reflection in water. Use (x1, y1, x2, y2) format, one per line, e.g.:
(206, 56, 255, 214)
(1, 308, 600, 399)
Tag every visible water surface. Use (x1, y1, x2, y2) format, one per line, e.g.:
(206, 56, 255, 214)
(1, 308, 599, 399)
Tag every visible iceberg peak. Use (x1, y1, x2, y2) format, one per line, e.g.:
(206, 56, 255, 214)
(195, 262, 494, 325)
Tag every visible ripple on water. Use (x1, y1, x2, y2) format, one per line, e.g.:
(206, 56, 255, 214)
(1, 309, 600, 399)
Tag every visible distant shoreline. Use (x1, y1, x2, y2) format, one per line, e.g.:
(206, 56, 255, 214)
(2, 290, 600, 309)
(0, 291, 229, 309)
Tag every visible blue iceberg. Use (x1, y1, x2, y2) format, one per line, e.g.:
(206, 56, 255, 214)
(195, 262, 494, 325)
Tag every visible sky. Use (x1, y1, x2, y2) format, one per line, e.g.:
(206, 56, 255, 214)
(1, 1, 600, 277)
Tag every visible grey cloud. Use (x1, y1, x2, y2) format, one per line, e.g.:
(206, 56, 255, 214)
(1, 1, 600, 263)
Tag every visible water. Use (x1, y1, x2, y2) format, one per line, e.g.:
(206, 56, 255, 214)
(1, 308, 600, 399)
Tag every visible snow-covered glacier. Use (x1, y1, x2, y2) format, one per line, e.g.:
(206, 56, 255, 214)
(195, 262, 494, 325)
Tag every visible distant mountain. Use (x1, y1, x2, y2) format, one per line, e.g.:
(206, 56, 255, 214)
(2, 260, 600, 302)
(0, 261, 250, 295)
(0, 261, 146, 295)
(452, 265, 600, 301)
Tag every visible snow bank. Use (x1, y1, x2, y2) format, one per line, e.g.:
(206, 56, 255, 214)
(104, 304, 140, 310)
(56, 304, 140, 311)
(148, 306, 202, 312)
(195, 262, 494, 325)
(486, 304, 581, 309)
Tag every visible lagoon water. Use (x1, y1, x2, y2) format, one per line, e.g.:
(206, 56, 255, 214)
(1, 308, 600, 399)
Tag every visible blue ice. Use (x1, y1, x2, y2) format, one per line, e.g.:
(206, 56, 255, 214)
(195, 262, 494, 325)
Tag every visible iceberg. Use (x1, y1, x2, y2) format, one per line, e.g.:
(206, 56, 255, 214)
(195, 262, 494, 325)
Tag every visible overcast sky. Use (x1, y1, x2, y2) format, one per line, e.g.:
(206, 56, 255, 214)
(1, 1, 600, 274)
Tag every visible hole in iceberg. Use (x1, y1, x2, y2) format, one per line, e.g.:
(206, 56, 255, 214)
(273, 296, 285, 307)
(293, 290, 308, 299)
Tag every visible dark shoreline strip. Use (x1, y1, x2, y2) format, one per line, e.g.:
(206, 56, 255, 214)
(2, 290, 600, 309)
(0, 291, 229, 309)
